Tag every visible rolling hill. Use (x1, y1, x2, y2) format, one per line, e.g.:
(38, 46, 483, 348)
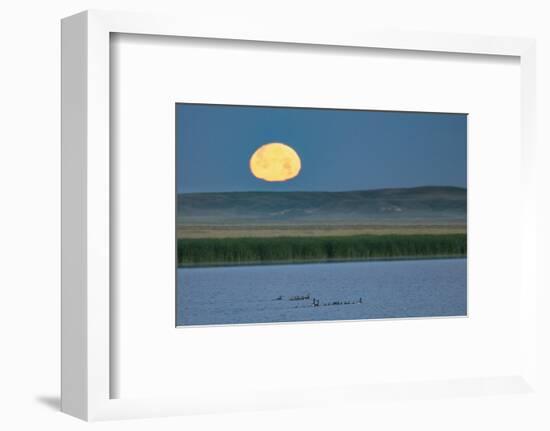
(177, 186, 466, 226)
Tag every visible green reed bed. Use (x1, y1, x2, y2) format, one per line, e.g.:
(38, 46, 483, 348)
(177, 234, 466, 266)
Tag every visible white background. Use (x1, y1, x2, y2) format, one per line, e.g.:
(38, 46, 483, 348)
(1, 1, 549, 430)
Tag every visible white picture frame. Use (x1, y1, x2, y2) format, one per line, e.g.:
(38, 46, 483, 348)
(61, 9, 539, 421)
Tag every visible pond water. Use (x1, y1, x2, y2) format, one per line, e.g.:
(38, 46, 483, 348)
(176, 258, 467, 326)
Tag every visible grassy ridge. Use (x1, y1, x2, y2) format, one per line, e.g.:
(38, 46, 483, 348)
(178, 187, 467, 225)
(177, 234, 467, 267)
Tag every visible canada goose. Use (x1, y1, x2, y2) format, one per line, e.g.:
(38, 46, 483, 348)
(289, 294, 310, 301)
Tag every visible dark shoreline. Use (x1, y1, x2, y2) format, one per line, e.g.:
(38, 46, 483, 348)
(178, 254, 467, 269)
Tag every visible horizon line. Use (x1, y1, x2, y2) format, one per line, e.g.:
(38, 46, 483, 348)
(177, 185, 467, 194)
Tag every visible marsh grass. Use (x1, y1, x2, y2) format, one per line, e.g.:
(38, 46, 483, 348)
(177, 234, 466, 267)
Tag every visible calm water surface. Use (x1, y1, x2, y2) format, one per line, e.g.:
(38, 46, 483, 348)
(176, 258, 466, 326)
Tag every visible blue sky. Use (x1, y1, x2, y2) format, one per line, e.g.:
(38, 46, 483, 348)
(176, 103, 467, 193)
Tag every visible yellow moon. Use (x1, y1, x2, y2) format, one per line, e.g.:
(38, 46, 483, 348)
(249, 143, 301, 182)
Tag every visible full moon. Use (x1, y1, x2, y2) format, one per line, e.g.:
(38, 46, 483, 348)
(249, 142, 301, 182)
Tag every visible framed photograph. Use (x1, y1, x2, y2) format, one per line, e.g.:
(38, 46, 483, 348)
(61, 10, 540, 421)
(175, 103, 467, 326)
